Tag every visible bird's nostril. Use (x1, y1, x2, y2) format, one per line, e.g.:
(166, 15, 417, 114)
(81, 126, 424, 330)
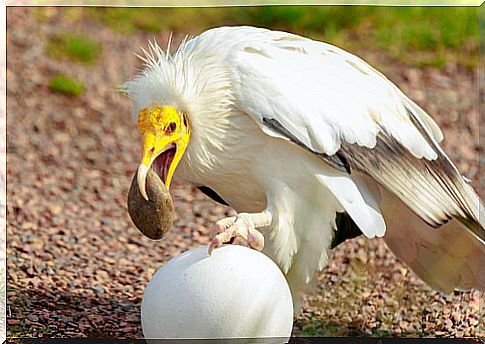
(149, 147, 155, 155)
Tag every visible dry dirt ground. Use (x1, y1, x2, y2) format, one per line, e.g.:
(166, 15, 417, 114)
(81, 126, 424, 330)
(6, 7, 484, 338)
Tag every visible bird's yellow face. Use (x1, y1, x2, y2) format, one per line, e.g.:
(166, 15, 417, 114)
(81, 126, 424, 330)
(137, 106, 190, 200)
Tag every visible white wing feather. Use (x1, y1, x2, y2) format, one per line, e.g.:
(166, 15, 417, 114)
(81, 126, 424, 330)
(229, 28, 440, 160)
(315, 173, 385, 238)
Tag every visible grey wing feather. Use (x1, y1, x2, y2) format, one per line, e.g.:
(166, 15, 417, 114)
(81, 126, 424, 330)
(338, 114, 484, 242)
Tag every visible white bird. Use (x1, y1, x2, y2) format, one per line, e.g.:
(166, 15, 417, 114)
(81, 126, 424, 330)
(123, 26, 485, 307)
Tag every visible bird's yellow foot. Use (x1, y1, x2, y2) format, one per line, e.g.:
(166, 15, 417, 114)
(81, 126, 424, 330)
(208, 211, 272, 255)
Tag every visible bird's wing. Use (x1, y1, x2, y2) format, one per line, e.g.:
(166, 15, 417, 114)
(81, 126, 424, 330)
(230, 29, 483, 240)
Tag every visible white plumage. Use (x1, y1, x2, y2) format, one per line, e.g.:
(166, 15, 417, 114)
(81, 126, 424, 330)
(124, 26, 485, 308)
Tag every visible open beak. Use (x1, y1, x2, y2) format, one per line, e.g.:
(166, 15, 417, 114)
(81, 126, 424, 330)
(137, 164, 151, 201)
(137, 132, 186, 201)
(136, 106, 191, 201)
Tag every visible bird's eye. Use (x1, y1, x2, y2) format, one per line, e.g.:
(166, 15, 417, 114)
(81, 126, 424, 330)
(167, 122, 177, 133)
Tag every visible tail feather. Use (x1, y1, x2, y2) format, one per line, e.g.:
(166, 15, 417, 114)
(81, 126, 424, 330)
(381, 188, 485, 292)
(457, 182, 485, 241)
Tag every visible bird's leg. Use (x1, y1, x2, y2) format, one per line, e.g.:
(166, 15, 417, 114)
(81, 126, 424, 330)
(208, 210, 272, 255)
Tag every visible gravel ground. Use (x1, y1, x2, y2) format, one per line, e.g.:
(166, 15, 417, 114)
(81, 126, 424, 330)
(6, 8, 484, 338)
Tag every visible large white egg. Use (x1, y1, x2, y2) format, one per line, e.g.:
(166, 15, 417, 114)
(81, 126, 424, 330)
(141, 245, 293, 340)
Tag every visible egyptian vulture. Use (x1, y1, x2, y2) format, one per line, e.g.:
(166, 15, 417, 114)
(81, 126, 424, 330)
(123, 26, 485, 305)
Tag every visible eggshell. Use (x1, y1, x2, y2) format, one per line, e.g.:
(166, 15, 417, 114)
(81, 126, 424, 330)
(141, 245, 293, 340)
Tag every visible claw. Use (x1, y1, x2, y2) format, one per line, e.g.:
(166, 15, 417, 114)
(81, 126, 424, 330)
(207, 213, 267, 255)
(208, 237, 222, 256)
(247, 230, 264, 251)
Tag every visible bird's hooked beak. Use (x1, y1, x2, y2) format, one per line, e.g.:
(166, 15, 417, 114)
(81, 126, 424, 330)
(137, 106, 190, 200)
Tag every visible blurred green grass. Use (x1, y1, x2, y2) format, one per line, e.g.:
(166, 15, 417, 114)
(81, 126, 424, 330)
(49, 75, 85, 96)
(37, 6, 478, 69)
(46, 33, 101, 64)
(87, 6, 478, 69)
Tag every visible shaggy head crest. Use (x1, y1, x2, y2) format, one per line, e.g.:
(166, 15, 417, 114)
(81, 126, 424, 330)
(119, 35, 195, 120)
(120, 33, 235, 137)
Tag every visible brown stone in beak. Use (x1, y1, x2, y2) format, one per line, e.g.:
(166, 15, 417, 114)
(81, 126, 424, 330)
(127, 169, 174, 240)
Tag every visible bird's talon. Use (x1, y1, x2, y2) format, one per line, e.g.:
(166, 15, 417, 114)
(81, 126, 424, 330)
(208, 213, 267, 254)
(247, 230, 264, 251)
(208, 238, 219, 255)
